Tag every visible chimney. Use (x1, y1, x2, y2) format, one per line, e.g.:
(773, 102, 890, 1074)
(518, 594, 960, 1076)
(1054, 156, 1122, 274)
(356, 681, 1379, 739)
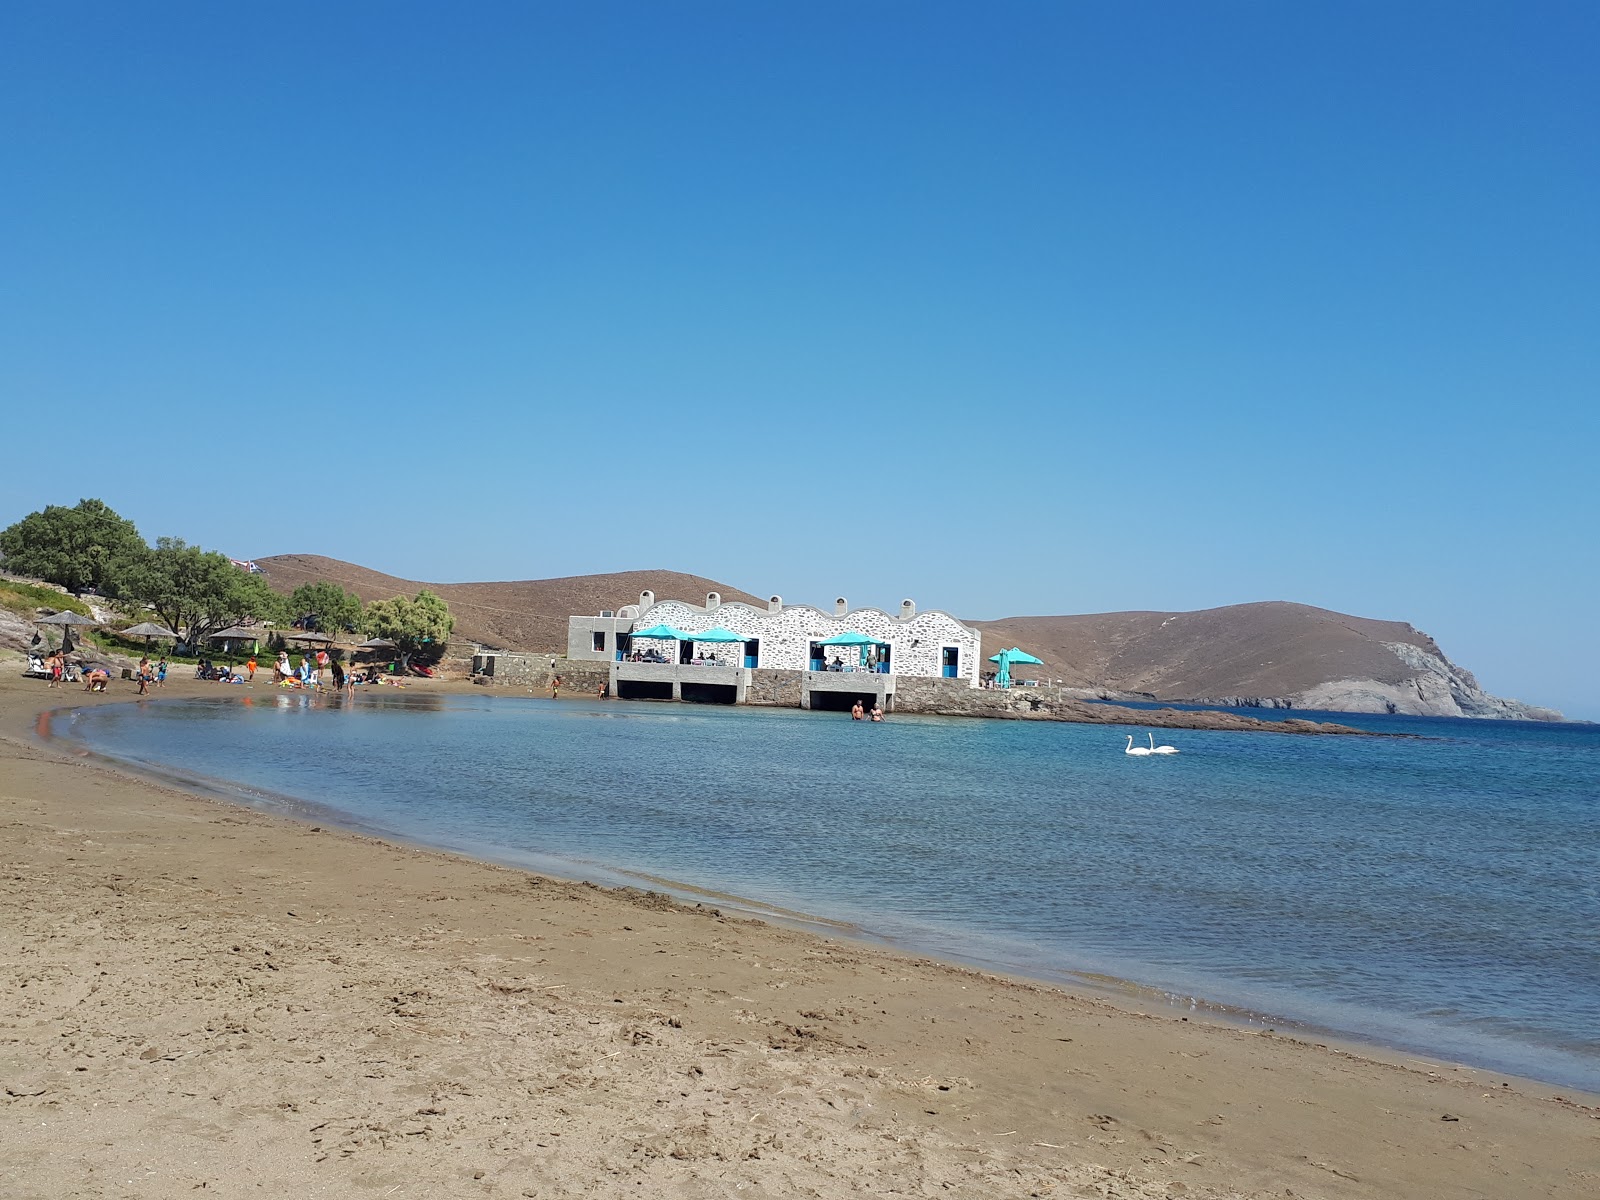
(768, 595, 782, 613)
(706, 592, 721, 610)
(639, 590, 655, 610)
(834, 596, 848, 617)
(900, 598, 916, 619)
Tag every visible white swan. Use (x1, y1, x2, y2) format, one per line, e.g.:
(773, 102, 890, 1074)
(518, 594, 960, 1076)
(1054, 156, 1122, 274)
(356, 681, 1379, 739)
(1125, 735, 1152, 757)
(1148, 733, 1179, 755)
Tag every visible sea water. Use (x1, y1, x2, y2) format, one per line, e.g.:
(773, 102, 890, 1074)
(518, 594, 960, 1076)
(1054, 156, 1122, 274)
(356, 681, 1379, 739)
(53, 693, 1600, 1092)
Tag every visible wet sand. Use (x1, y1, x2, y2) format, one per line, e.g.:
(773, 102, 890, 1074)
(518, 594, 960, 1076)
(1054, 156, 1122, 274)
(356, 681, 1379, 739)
(1, 673, 1596, 1199)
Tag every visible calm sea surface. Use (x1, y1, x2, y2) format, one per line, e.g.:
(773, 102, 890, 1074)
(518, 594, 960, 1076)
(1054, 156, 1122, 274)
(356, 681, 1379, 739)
(54, 693, 1600, 1091)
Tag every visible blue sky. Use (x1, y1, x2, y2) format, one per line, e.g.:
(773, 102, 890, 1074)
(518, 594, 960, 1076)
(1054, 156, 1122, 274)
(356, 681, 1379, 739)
(2, 3, 1596, 716)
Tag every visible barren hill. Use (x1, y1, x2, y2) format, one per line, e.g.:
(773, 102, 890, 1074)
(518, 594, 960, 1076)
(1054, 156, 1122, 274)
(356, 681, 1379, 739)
(972, 602, 1442, 697)
(973, 602, 1558, 720)
(255, 557, 1557, 719)
(254, 555, 763, 654)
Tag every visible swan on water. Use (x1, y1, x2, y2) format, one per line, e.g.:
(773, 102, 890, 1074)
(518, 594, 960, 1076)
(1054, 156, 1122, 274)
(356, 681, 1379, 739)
(1148, 733, 1179, 755)
(1125, 735, 1152, 757)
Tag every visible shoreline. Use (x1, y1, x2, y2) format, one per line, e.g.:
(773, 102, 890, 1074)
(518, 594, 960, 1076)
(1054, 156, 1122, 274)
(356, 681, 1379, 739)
(32, 692, 1584, 1093)
(3, 675, 1597, 1198)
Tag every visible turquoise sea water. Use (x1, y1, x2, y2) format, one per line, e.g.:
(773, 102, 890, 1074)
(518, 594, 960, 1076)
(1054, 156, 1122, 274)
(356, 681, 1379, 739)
(52, 693, 1600, 1091)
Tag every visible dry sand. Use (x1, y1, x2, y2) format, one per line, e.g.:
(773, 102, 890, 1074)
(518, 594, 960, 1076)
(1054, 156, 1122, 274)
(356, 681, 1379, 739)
(1, 674, 1595, 1199)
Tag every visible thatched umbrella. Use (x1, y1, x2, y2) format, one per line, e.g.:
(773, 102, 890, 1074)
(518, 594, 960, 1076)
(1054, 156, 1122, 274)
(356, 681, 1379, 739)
(121, 622, 179, 651)
(37, 609, 98, 653)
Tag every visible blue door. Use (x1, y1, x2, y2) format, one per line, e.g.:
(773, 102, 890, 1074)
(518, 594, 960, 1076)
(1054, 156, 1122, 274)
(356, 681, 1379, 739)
(941, 647, 959, 678)
(809, 642, 824, 672)
(743, 639, 759, 669)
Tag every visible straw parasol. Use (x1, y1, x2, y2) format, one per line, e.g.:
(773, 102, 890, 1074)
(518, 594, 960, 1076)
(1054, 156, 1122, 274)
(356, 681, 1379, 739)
(120, 622, 178, 650)
(37, 609, 98, 653)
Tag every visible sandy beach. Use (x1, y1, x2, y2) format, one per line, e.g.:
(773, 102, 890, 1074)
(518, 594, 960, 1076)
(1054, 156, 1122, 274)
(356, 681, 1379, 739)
(1, 675, 1595, 1199)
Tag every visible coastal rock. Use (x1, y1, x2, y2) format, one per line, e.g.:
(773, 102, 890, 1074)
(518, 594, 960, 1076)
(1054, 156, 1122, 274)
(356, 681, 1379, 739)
(1196, 643, 1562, 721)
(0, 607, 39, 655)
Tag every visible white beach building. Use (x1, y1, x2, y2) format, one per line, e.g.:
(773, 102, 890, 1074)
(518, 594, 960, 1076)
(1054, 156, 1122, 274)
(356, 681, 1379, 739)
(567, 591, 981, 709)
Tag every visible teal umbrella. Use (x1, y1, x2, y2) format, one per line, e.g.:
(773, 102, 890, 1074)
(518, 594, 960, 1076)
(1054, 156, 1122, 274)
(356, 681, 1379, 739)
(988, 647, 1044, 689)
(816, 630, 888, 646)
(686, 626, 746, 643)
(630, 624, 689, 640)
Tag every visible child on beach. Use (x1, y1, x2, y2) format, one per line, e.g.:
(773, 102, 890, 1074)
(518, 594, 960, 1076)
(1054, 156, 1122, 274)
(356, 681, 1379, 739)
(246, 657, 257, 681)
(156, 658, 167, 687)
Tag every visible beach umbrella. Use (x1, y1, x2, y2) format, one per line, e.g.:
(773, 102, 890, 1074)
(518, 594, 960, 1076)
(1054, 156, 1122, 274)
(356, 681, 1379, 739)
(357, 637, 397, 649)
(629, 624, 690, 640)
(685, 626, 746, 643)
(122, 622, 178, 638)
(37, 609, 97, 653)
(816, 630, 889, 647)
(120, 622, 178, 650)
(282, 630, 333, 644)
(988, 647, 1044, 689)
(36, 610, 98, 626)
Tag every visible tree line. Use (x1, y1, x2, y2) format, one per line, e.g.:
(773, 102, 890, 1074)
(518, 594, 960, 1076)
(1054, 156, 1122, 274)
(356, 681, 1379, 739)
(0, 499, 453, 666)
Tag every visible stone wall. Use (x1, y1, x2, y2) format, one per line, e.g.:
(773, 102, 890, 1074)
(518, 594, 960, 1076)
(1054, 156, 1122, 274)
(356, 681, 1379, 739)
(890, 675, 1007, 715)
(472, 658, 613, 694)
(744, 669, 803, 707)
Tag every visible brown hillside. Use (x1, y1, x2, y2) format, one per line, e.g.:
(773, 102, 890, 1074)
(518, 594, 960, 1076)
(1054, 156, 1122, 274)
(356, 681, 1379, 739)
(254, 555, 763, 651)
(972, 602, 1442, 699)
(257, 557, 1450, 703)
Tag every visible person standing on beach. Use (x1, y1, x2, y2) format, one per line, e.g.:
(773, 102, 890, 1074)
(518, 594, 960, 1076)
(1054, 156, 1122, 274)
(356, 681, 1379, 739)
(246, 656, 257, 682)
(136, 657, 151, 695)
(156, 657, 167, 687)
(551, 674, 561, 699)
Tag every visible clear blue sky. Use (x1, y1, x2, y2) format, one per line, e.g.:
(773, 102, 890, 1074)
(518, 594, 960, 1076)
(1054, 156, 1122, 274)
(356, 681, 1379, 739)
(2, 3, 1596, 716)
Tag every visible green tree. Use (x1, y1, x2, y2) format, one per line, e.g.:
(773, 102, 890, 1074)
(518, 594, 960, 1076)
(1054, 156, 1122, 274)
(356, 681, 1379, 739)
(363, 590, 454, 670)
(287, 580, 364, 635)
(0, 498, 146, 593)
(114, 538, 286, 652)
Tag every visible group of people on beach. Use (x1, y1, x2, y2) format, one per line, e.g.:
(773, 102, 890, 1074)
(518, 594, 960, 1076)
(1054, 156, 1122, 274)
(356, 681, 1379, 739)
(275, 649, 350, 692)
(850, 699, 884, 721)
(134, 656, 168, 694)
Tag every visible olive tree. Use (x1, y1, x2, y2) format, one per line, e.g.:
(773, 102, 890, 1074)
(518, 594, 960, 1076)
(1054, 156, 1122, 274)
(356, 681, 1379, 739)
(114, 538, 285, 652)
(0, 498, 146, 593)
